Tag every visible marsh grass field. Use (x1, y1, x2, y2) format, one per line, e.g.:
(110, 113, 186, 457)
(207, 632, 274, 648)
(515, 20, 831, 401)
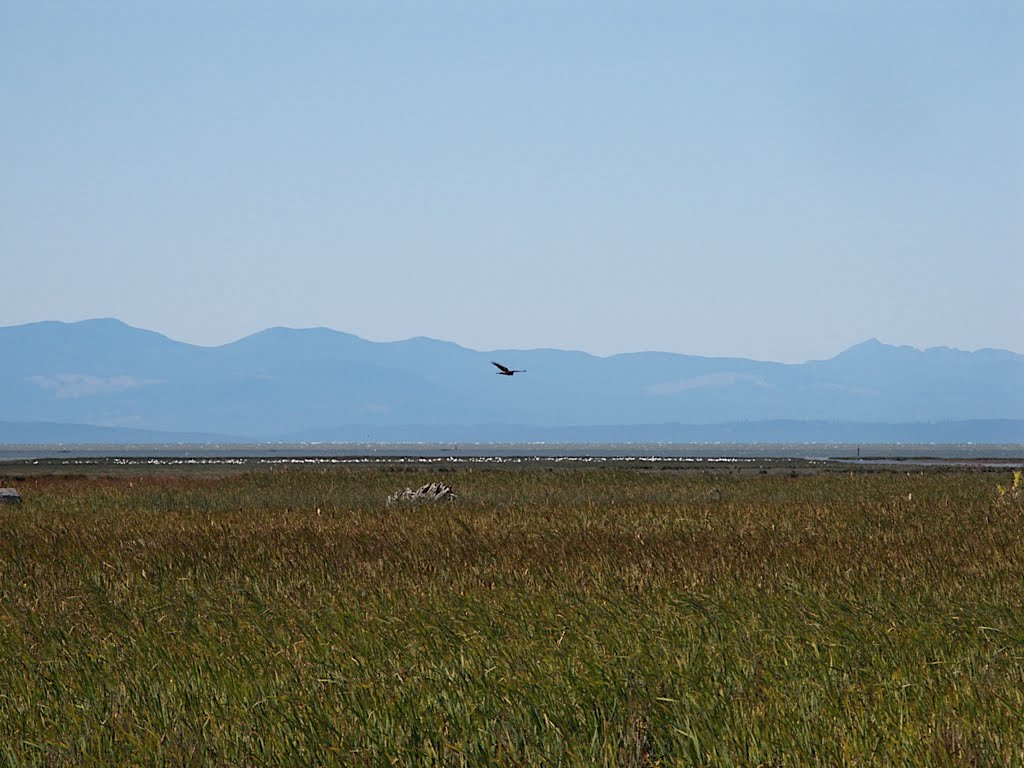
(1, 458, 1023, 766)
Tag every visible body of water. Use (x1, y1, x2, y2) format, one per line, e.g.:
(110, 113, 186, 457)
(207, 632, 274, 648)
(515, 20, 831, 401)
(1, 442, 1021, 465)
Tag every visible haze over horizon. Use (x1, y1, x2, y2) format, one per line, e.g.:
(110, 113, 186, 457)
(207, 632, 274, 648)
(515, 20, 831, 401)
(3, 2, 1021, 363)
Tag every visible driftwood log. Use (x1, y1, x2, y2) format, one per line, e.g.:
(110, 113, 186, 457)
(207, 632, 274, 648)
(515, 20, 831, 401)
(387, 482, 456, 506)
(0, 488, 22, 504)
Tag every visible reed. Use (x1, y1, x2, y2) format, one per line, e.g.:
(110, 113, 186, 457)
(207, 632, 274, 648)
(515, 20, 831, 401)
(1, 463, 1021, 765)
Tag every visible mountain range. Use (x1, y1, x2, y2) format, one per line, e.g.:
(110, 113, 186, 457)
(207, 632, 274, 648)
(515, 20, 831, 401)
(1, 319, 1022, 444)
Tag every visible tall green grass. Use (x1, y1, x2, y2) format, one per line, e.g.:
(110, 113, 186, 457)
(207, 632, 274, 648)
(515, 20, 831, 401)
(1, 465, 1022, 765)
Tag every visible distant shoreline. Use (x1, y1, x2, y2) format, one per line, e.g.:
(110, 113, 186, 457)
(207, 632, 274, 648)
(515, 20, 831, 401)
(2, 442, 1022, 464)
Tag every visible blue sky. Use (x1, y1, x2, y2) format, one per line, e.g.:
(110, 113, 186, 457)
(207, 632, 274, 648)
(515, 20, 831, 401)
(2, 1, 1021, 362)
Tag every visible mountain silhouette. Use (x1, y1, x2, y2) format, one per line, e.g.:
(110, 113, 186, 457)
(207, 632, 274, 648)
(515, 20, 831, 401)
(2, 319, 1021, 442)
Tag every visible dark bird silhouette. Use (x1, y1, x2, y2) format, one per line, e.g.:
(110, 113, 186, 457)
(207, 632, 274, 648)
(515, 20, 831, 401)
(492, 361, 526, 376)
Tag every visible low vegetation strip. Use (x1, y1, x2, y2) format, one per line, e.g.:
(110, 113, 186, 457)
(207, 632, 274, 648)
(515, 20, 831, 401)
(0, 464, 1022, 765)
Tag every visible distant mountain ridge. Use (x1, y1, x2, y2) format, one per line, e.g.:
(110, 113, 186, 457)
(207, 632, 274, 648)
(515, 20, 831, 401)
(1, 318, 1022, 443)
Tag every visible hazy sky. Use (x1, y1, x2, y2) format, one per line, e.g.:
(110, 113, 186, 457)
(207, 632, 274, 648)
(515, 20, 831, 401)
(2, 1, 1021, 362)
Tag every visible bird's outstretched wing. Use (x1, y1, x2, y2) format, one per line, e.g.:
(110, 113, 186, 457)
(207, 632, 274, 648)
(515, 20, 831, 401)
(491, 361, 512, 374)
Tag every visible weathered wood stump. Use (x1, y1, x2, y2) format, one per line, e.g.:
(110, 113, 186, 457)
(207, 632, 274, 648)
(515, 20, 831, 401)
(0, 488, 22, 504)
(387, 482, 456, 506)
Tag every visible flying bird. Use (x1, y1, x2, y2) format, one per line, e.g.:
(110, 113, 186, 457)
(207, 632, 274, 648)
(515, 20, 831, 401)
(492, 361, 526, 376)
